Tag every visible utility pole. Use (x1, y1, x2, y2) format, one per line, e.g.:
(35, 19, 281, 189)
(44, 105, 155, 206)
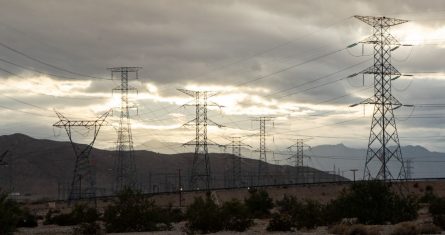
(252, 117, 274, 186)
(178, 168, 183, 207)
(350, 169, 358, 182)
(349, 15, 411, 181)
(225, 137, 251, 188)
(178, 89, 223, 191)
(287, 139, 311, 183)
(110, 67, 141, 193)
(53, 110, 110, 201)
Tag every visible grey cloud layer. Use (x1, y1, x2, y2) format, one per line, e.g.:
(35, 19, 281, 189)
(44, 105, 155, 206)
(0, 0, 445, 152)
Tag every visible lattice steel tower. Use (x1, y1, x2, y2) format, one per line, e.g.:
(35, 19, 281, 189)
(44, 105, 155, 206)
(225, 137, 250, 188)
(287, 139, 310, 183)
(350, 15, 409, 180)
(53, 110, 110, 200)
(178, 89, 222, 191)
(252, 117, 273, 186)
(110, 67, 141, 192)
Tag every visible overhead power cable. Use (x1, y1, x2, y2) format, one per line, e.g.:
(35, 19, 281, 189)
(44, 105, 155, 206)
(0, 41, 108, 80)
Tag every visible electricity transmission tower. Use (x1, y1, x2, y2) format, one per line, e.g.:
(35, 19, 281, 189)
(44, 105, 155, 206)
(53, 110, 110, 201)
(349, 15, 411, 181)
(110, 67, 141, 192)
(225, 137, 251, 188)
(287, 139, 311, 183)
(252, 117, 274, 186)
(178, 89, 223, 191)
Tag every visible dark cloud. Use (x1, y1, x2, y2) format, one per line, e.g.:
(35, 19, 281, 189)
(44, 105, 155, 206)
(0, 0, 445, 156)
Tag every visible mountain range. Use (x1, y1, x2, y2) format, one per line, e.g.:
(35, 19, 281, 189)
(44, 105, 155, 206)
(0, 133, 341, 200)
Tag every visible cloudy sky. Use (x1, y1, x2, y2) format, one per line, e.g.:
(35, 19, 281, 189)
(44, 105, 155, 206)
(1, 0, 445, 176)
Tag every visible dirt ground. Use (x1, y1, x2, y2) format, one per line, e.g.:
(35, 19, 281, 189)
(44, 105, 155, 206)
(16, 222, 445, 235)
(16, 180, 445, 235)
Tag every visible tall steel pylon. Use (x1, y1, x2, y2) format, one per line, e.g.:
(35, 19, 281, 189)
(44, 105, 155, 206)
(287, 139, 311, 183)
(252, 117, 273, 186)
(225, 137, 251, 188)
(110, 67, 141, 192)
(178, 89, 222, 191)
(53, 110, 110, 201)
(349, 15, 411, 181)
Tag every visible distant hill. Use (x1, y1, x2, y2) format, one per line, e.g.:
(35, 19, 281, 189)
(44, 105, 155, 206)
(307, 143, 445, 180)
(0, 133, 342, 200)
(138, 139, 445, 180)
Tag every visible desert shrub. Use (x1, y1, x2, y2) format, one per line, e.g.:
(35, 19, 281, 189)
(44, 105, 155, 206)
(329, 224, 350, 235)
(391, 195, 419, 223)
(367, 226, 382, 235)
(429, 197, 445, 215)
(104, 188, 172, 232)
(428, 196, 445, 229)
(164, 204, 184, 223)
(329, 224, 374, 235)
(418, 223, 441, 234)
(433, 214, 445, 230)
(347, 224, 369, 235)
(48, 204, 99, 226)
(186, 197, 253, 233)
(276, 194, 300, 214)
(73, 222, 103, 235)
(267, 213, 294, 231)
(0, 192, 22, 235)
(244, 188, 273, 218)
(185, 196, 223, 233)
(294, 199, 325, 229)
(220, 199, 253, 231)
(390, 222, 418, 235)
(275, 195, 325, 229)
(325, 181, 418, 224)
(43, 209, 58, 225)
(420, 185, 437, 203)
(16, 208, 38, 228)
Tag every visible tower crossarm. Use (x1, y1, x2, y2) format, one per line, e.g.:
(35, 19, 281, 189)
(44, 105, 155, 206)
(354, 15, 409, 27)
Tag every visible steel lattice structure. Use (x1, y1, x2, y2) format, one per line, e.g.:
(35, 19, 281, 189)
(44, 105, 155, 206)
(350, 15, 410, 180)
(110, 67, 141, 192)
(252, 117, 273, 186)
(287, 139, 311, 183)
(178, 89, 222, 191)
(53, 110, 110, 201)
(225, 137, 250, 188)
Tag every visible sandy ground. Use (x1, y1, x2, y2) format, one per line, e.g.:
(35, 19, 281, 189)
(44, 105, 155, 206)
(16, 180, 445, 234)
(16, 220, 445, 235)
(16, 221, 333, 235)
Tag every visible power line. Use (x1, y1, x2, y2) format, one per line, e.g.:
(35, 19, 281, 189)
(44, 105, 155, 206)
(0, 41, 108, 80)
(0, 57, 104, 81)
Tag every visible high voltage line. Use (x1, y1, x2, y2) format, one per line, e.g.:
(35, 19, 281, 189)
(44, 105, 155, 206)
(0, 15, 445, 156)
(0, 41, 109, 80)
